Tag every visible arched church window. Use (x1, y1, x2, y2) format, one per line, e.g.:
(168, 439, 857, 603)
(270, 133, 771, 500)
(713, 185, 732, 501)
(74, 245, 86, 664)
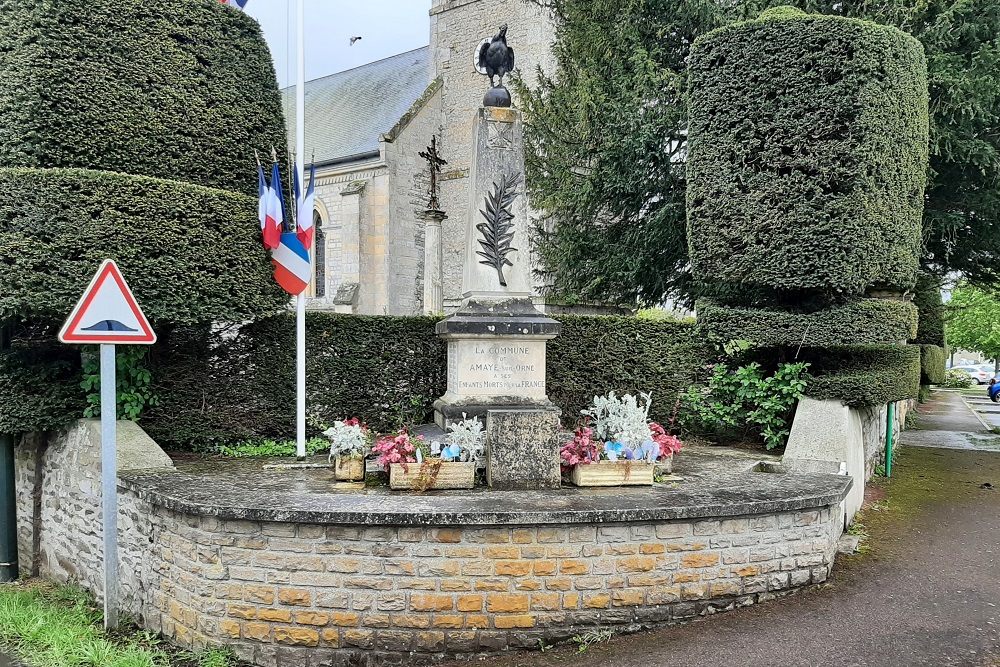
(313, 209, 326, 298)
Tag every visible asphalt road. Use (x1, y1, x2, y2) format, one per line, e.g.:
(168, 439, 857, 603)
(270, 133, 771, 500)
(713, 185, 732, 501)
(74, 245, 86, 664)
(455, 393, 1000, 667)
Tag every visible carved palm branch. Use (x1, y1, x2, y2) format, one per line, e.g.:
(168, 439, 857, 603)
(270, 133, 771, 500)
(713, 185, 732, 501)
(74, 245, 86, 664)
(476, 171, 521, 287)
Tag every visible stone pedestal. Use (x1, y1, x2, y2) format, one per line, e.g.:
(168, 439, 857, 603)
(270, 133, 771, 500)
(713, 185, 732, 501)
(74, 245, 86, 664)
(421, 209, 446, 314)
(486, 410, 561, 490)
(434, 104, 561, 429)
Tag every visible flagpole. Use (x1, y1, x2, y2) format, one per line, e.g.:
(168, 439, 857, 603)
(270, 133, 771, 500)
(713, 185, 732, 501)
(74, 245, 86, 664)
(295, 0, 306, 460)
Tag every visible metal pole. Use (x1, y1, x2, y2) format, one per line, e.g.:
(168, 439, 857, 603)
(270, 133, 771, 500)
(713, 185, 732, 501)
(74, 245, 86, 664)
(100, 343, 119, 629)
(295, 0, 307, 460)
(885, 401, 895, 478)
(0, 433, 17, 582)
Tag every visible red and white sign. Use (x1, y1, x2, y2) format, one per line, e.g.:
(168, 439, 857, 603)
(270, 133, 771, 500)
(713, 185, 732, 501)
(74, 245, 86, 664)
(58, 260, 156, 345)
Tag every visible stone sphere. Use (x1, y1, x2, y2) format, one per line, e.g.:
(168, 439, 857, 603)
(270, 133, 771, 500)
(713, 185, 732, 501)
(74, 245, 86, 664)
(483, 86, 512, 108)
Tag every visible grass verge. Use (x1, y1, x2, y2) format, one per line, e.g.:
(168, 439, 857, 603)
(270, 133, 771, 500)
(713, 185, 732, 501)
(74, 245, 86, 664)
(0, 580, 237, 667)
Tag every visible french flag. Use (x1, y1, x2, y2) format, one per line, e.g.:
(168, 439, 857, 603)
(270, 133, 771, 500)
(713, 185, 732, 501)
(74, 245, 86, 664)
(219, 0, 250, 9)
(271, 232, 312, 295)
(261, 163, 282, 250)
(294, 163, 316, 249)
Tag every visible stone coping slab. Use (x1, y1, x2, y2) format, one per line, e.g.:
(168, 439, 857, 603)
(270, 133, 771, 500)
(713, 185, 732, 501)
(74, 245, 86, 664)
(119, 450, 850, 526)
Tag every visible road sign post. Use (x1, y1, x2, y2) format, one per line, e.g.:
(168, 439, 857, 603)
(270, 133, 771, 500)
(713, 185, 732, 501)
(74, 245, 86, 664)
(59, 260, 155, 630)
(100, 343, 118, 628)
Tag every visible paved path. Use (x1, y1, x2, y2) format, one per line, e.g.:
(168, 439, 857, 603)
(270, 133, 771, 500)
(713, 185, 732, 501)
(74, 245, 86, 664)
(903, 390, 1000, 452)
(453, 392, 1000, 667)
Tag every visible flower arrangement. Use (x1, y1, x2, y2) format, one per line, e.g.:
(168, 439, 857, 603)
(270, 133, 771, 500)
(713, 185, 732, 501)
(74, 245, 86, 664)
(559, 425, 600, 468)
(373, 429, 428, 468)
(438, 413, 485, 462)
(323, 418, 372, 462)
(563, 392, 683, 486)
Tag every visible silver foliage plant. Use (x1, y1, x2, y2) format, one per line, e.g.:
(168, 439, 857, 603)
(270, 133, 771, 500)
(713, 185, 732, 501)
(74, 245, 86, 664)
(446, 413, 486, 460)
(324, 421, 370, 461)
(582, 391, 653, 448)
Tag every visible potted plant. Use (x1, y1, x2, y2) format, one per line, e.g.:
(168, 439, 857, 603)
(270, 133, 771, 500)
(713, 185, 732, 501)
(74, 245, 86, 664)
(561, 392, 683, 487)
(376, 428, 475, 491)
(324, 418, 372, 481)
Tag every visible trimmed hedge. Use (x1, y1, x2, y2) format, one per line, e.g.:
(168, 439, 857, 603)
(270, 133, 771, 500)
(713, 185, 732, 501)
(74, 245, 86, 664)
(547, 316, 711, 426)
(140, 314, 712, 449)
(920, 344, 947, 385)
(686, 8, 928, 295)
(0, 168, 288, 324)
(0, 323, 85, 434)
(697, 298, 918, 347)
(912, 273, 946, 347)
(801, 345, 921, 407)
(0, 0, 286, 196)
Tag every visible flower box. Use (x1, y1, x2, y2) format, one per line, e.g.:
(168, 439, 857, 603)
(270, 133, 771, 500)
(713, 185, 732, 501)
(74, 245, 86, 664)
(334, 457, 365, 482)
(389, 461, 475, 491)
(567, 460, 655, 487)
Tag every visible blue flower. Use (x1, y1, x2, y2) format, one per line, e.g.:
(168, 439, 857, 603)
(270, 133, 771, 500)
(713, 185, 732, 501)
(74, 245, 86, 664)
(604, 441, 625, 461)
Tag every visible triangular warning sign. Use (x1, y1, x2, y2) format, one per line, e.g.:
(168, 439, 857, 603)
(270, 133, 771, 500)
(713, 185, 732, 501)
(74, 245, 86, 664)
(59, 260, 157, 345)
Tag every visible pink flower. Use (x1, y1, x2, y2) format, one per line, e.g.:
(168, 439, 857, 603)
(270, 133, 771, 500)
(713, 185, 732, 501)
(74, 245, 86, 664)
(649, 422, 682, 457)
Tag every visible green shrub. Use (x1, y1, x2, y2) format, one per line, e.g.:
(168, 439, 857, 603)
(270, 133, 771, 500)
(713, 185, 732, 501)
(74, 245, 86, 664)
(802, 345, 921, 406)
(0, 167, 287, 325)
(697, 298, 918, 347)
(0, 0, 286, 196)
(686, 10, 928, 295)
(679, 361, 808, 450)
(941, 368, 973, 389)
(919, 344, 947, 385)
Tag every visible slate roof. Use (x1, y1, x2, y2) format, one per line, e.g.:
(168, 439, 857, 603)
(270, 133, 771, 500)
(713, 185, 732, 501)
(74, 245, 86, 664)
(282, 46, 431, 166)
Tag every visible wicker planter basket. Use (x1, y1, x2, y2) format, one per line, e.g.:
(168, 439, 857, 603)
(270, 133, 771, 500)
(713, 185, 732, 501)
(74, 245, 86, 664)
(567, 460, 655, 487)
(389, 461, 475, 490)
(335, 457, 365, 481)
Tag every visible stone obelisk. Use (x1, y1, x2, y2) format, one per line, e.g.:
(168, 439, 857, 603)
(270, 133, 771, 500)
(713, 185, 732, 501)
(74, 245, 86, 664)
(433, 26, 561, 433)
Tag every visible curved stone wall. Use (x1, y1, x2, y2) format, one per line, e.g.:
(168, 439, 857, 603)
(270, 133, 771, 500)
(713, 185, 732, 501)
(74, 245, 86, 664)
(120, 495, 842, 666)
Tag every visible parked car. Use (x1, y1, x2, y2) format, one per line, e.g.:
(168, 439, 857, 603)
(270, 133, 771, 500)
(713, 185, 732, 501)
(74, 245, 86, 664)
(951, 364, 993, 384)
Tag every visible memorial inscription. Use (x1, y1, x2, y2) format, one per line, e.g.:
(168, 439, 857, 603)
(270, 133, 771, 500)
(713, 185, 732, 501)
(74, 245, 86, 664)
(446, 340, 547, 398)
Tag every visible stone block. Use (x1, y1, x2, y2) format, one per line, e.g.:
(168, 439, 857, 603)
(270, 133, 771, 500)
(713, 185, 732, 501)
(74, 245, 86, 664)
(485, 409, 561, 490)
(783, 397, 864, 527)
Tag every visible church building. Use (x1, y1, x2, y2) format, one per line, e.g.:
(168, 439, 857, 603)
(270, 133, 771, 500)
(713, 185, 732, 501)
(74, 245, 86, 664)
(285, 0, 557, 315)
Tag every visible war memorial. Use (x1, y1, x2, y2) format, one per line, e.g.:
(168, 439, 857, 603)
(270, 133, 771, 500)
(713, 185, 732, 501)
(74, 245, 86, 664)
(0, 1, 938, 666)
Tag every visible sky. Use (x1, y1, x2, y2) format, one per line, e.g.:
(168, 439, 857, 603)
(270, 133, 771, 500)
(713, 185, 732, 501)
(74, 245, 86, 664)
(245, 1, 433, 88)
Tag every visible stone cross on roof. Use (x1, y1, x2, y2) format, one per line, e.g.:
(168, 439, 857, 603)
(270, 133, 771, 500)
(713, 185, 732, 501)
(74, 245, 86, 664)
(419, 135, 447, 211)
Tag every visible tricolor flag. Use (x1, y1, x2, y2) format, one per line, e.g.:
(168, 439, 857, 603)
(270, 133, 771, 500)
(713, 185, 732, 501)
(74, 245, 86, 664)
(294, 163, 316, 249)
(261, 163, 282, 250)
(271, 232, 312, 295)
(219, 0, 250, 9)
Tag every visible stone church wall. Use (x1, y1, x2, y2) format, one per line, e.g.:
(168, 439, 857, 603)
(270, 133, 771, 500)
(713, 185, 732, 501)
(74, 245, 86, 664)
(430, 0, 558, 310)
(383, 85, 444, 315)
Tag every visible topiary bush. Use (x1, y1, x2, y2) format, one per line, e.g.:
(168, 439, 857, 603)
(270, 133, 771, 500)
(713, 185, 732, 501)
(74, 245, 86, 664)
(0, 0, 289, 435)
(686, 10, 928, 295)
(0, 0, 286, 196)
(801, 345, 921, 407)
(919, 344, 947, 385)
(0, 168, 287, 324)
(912, 273, 947, 348)
(697, 298, 918, 347)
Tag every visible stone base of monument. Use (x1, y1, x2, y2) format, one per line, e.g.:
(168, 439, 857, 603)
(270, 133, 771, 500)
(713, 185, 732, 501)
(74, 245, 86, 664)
(485, 409, 561, 490)
(433, 298, 562, 428)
